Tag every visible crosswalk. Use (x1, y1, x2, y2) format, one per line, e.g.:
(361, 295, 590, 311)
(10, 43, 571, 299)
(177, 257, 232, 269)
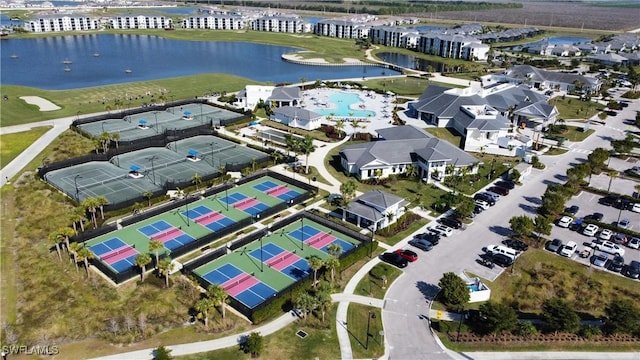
(570, 148, 593, 154)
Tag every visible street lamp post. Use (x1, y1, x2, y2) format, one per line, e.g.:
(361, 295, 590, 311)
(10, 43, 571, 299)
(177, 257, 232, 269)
(154, 111, 159, 133)
(74, 174, 82, 201)
(365, 311, 376, 350)
(147, 155, 158, 184)
(210, 142, 216, 167)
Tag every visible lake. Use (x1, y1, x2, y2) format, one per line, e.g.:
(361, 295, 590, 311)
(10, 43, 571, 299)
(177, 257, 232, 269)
(503, 36, 592, 51)
(0, 34, 399, 90)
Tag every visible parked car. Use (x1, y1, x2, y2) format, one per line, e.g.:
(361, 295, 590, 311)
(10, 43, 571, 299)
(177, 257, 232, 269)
(473, 205, 484, 215)
(481, 192, 501, 201)
(495, 181, 515, 190)
(488, 186, 509, 196)
(565, 205, 580, 215)
(502, 239, 529, 252)
(591, 252, 608, 267)
(586, 212, 604, 222)
(623, 260, 640, 279)
(600, 194, 620, 207)
(631, 203, 640, 213)
(627, 237, 640, 249)
(439, 217, 462, 229)
(475, 200, 490, 210)
(489, 253, 514, 267)
(394, 249, 418, 262)
(416, 232, 440, 246)
(408, 238, 433, 252)
(599, 229, 614, 241)
(560, 241, 578, 257)
(617, 218, 631, 229)
(612, 233, 627, 245)
(583, 224, 599, 236)
(557, 216, 573, 228)
(547, 239, 563, 253)
(608, 255, 625, 273)
(428, 224, 453, 237)
(380, 252, 408, 268)
(594, 240, 625, 256)
(473, 193, 495, 206)
(327, 193, 343, 205)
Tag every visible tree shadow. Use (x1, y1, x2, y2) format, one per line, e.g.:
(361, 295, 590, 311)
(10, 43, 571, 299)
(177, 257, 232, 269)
(598, 135, 615, 142)
(518, 203, 538, 214)
(488, 225, 512, 237)
(416, 280, 440, 301)
(554, 174, 568, 182)
(523, 196, 541, 205)
(542, 179, 560, 186)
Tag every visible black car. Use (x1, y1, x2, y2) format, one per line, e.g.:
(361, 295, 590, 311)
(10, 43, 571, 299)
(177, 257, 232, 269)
(586, 212, 604, 222)
(380, 252, 408, 268)
(608, 255, 624, 273)
(495, 181, 515, 190)
(417, 232, 440, 246)
(488, 186, 509, 196)
(439, 217, 462, 229)
(473, 205, 484, 214)
(623, 260, 640, 279)
(490, 253, 514, 267)
(600, 194, 620, 207)
(474, 193, 496, 206)
(502, 239, 529, 252)
(565, 205, 580, 215)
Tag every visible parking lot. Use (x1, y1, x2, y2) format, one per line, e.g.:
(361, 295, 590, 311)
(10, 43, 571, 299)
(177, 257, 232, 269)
(548, 191, 640, 277)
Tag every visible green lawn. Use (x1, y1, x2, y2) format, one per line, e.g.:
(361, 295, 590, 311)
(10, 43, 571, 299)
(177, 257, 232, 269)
(354, 263, 403, 299)
(544, 147, 569, 155)
(0, 126, 51, 169)
(425, 127, 464, 148)
(443, 155, 517, 195)
(550, 96, 603, 121)
(564, 125, 595, 142)
(347, 304, 384, 359)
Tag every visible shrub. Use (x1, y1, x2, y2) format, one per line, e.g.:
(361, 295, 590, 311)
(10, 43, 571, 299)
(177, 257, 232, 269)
(579, 324, 602, 339)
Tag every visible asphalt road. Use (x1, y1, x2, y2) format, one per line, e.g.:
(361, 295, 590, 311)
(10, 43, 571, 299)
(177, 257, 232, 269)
(383, 93, 640, 359)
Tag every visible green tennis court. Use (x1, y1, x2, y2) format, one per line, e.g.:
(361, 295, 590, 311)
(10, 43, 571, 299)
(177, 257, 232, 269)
(83, 176, 307, 276)
(192, 218, 361, 309)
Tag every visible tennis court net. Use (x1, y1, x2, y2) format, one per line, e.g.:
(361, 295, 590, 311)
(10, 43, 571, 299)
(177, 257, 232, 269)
(210, 144, 236, 155)
(234, 197, 254, 207)
(76, 174, 127, 191)
(225, 273, 252, 290)
(151, 227, 180, 240)
(269, 251, 296, 267)
(102, 246, 133, 260)
(266, 185, 285, 195)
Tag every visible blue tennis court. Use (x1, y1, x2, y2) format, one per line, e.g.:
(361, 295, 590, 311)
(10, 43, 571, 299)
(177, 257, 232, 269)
(276, 189, 301, 202)
(236, 282, 278, 308)
(163, 233, 196, 250)
(288, 224, 321, 241)
(253, 180, 279, 192)
(183, 205, 212, 220)
(202, 263, 244, 285)
(240, 201, 270, 216)
(89, 237, 127, 257)
(321, 238, 355, 254)
(248, 242, 285, 262)
(219, 192, 247, 206)
(138, 220, 173, 237)
(203, 217, 236, 232)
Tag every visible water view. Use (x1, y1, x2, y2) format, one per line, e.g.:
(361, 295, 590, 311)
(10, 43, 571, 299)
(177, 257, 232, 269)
(0, 34, 399, 90)
(503, 36, 592, 51)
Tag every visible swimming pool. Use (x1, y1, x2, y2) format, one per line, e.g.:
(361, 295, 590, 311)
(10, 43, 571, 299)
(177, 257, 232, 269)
(314, 91, 376, 118)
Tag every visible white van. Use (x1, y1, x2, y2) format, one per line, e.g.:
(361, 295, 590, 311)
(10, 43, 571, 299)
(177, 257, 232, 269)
(486, 244, 519, 260)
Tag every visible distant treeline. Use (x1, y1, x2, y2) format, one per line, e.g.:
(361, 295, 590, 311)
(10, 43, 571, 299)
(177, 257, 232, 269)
(190, 1, 523, 15)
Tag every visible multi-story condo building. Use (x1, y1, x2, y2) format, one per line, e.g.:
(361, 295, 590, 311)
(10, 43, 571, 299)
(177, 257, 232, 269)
(110, 15, 172, 30)
(250, 15, 308, 33)
(25, 15, 99, 32)
(182, 14, 245, 30)
(369, 26, 418, 48)
(314, 19, 370, 39)
(418, 32, 489, 61)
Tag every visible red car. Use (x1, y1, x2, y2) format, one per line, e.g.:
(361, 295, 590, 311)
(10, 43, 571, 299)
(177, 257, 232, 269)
(394, 249, 418, 262)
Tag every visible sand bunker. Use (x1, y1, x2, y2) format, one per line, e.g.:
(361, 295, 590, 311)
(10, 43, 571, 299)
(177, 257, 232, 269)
(19, 96, 61, 111)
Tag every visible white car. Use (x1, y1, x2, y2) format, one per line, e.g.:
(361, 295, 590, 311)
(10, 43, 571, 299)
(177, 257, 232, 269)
(475, 200, 490, 210)
(627, 237, 640, 250)
(560, 241, 578, 257)
(595, 240, 625, 256)
(632, 203, 640, 213)
(583, 224, 599, 237)
(557, 216, 573, 228)
(599, 229, 614, 241)
(428, 224, 453, 237)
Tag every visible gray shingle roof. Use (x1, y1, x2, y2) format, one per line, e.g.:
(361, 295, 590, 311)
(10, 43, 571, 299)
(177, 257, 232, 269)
(268, 87, 301, 102)
(273, 106, 321, 121)
(357, 189, 405, 209)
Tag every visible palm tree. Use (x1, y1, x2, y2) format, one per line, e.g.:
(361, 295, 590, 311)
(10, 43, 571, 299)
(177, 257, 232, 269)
(132, 202, 144, 214)
(143, 191, 154, 207)
(335, 119, 345, 138)
(350, 119, 362, 135)
(77, 247, 94, 278)
(192, 172, 202, 190)
(157, 257, 174, 288)
(69, 207, 86, 234)
(294, 292, 317, 319)
(110, 132, 120, 150)
(316, 285, 332, 323)
(284, 134, 301, 159)
(607, 169, 618, 192)
(300, 136, 316, 174)
(250, 158, 257, 173)
(207, 284, 229, 319)
(405, 164, 417, 178)
(148, 240, 164, 267)
(374, 169, 383, 183)
(270, 150, 284, 166)
(308, 256, 323, 288)
(95, 196, 109, 220)
(57, 226, 75, 253)
(81, 197, 99, 228)
(324, 256, 340, 284)
(194, 298, 215, 328)
(98, 131, 111, 153)
(69, 242, 82, 272)
(327, 243, 342, 258)
(135, 253, 152, 281)
(48, 231, 63, 261)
